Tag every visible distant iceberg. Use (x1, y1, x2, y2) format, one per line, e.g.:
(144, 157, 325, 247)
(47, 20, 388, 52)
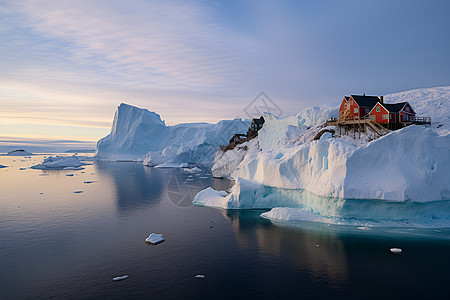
(96, 103, 250, 165)
(30, 155, 86, 170)
(6, 149, 33, 156)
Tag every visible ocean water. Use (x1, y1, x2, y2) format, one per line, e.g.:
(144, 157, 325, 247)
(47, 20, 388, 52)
(0, 155, 449, 299)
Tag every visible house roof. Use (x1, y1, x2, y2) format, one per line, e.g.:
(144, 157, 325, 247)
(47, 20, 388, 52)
(252, 116, 265, 125)
(344, 96, 350, 101)
(350, 95, 380, 107)
(382, 102, 407, 113)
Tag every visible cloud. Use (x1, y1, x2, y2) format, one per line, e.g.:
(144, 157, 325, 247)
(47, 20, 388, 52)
(3, 0, 255, 91)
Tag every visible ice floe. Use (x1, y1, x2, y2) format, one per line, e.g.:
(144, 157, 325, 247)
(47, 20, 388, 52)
(145, 233, 165, 244)
(390, 248, 403, 254)
(31, 156, 86, 170)
(112, 275, 129, 281)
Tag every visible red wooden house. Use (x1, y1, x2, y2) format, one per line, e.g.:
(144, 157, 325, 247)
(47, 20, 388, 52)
(339, 95, 382, 121)
(368, 102, 416, 124)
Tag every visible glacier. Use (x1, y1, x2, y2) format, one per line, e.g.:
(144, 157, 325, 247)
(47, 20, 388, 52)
(96, 103, 250, 166)
(195, 86, 450, 227)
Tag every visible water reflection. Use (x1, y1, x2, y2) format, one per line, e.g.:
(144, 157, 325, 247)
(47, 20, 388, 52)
(223, 210, 348, 288)
(95, 161, 163, 212)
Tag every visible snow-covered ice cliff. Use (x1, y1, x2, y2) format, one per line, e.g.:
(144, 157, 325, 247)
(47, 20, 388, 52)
(96, 103, 250, 165)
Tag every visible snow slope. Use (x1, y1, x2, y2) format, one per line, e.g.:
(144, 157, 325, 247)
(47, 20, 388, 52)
(96, 103, 250, 164)
(385, 86, 450, 135)
(198, 86, 450, 226)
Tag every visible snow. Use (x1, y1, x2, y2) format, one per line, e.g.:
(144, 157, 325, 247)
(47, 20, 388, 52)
(30, 156, 86, 170)
(6, 149, 33, 156)
(145, 233, 165, 244)
(385, 86, 450, 135)
(96, 103, 250, 164)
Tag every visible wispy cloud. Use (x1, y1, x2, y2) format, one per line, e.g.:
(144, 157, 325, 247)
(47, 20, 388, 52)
(2, 0, 255, 91)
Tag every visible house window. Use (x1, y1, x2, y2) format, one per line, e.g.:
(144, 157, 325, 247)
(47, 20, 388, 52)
(376, 106, 381, 112)
(383, 114, 388, 120)
(354, 108, 358, 113)
(406, 107, 410, 112)
(389, 114, 392, 119)
(370, 115, 376, 121)
(350, 100, 353, 105)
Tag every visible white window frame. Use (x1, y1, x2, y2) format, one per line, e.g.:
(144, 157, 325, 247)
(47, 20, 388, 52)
(383, 114, 388, 120)
(354, 108, 358, 113)
(376, 106, 381, 112)
(370, 115, 376, 121)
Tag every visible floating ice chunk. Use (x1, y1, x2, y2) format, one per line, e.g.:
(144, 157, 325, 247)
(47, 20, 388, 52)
(65, 174, 74, 176)
(179, 163, 188, 168)
(73, 191, 84, 194)
(184, 167, 202, 173)
(84, 181, 95, 184)
(31, 155, 86, 170)
(19, 168, 26, 170)
(195, 274, 205, 278)
(39, 173, 49, 176)
(0, 165, 8, 168)
(112, 275, 129, 281)
(192, 187, 230, 208)
(154, 162, 182, 168)
(145, 233, 165, 244)
(63, 166, 84, 170)
(390, 248, 402, 254)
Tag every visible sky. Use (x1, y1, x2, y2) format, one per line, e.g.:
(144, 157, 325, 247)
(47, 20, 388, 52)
(1, 0, 449, 152)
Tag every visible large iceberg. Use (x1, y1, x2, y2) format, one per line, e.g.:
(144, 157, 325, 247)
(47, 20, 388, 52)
(196, 86, 450, 226)
(96, 103, 250, 165)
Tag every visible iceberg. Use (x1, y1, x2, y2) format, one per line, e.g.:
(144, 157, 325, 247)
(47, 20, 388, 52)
(6, 149, 33, 156)
(390, 248, 403, 254)
(96, 103, 250, 165)
(30, 156, 86, 170)
(0, 165, 7, 168)
(196, 86, 450, 228)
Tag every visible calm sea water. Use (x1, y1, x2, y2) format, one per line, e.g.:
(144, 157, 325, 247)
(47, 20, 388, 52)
(1, 155, 449, 299)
